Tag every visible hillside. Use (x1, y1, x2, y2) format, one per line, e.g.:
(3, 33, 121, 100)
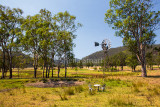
(82, 44, 160, 60)
(82, 46, 127, 60)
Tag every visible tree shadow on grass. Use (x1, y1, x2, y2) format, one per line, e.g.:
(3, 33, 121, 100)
(146, 75, 160, 78)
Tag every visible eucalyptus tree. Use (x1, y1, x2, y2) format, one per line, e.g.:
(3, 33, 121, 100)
(55, 35, 64, 78)
(38, 9, 53, 78)
(126, 54, 139, 72)
(13, 55, 26, 78)
(155, 47, 160, 69)
(0, 5, 23, 78)
(105, 0, 160, 77)
(117, 52, 126, 70)
(20, 14, 41, 78)
(156, 53, 160, 69)
(53, 11, 81, 78)
(78, 60, 83, 69)
(146, 52, 154, 70)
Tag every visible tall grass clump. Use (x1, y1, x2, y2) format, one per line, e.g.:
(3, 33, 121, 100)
(131, 83, 140, 93)
(108, 95, 134, 106)
(64, 87, 75, 95)
(31, 95, 37, 101)
(146, 94, 154, 106)
(75, 85, 84, 93)
(41, 95, 48, 102)
(57, 90, 68, 101)
(147, 86, 160, 96)
(0, 97, 5, 107)
(56, 87, 75, 101)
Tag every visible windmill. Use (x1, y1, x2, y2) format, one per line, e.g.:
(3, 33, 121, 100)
(95, 39, 111, 77)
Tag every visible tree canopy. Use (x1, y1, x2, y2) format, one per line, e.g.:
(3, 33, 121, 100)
(105, 0, 160, 77)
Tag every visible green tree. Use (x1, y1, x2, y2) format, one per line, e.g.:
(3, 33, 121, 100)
(78, 60, 83, 69)
(90, 62, 94, 67)
(146, 52, 154, 70)
(117, 52, 126, 70)
(105, 0, 160, 77)
(155, 47, 160, 69)
(110, 54, 118, 69)
(13, 55, 26, 78)
(20, 14, 41, 78)
(38, 9, 53, 78)
(53, 11, 82, 78)
(86, 62, 91, 68)
(126, 54, 139, 72)
(0, 5, 23, 79)
(156, 53, 160, 69)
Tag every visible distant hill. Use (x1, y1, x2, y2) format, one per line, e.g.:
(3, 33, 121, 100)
(82, 44, 160, 60)
(82, 46, 127, 60)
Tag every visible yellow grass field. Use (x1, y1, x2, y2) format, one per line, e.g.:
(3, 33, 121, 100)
(0, 66, 160, 107)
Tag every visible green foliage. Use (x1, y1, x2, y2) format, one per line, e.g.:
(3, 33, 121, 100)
(110, 67, 117, 72)
(77, 60, 83, 68)
(40, 78, 48, 83)
(0, 79, 29, 90)
(94, 67, 97, 71)
(0, 4, 23, 78)
(146, 52, 155, 70)
(105, 0, 160, 77)
(126, 54, 139, 72)
(0, 4, 82, 79)
(116, 52, 126, 70)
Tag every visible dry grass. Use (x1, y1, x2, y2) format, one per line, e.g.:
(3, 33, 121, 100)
(0, 66, 160, 106)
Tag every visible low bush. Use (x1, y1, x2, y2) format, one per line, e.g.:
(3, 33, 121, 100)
(75, 85, 84, 93)
(94, 67, 97, 71)
(65, 87, 75, 95)
(40, 78, 48, 83)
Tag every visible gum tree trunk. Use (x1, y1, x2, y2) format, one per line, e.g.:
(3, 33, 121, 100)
(2, 48, 5, 79)
(58, 65, 60, 78)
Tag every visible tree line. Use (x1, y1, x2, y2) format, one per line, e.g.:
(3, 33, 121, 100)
(0, 4, 81, 79)
(104, 50, 160, 72)
(70, 49, 160, 72)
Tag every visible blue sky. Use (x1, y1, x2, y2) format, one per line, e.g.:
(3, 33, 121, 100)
(1, 0, 160, 59)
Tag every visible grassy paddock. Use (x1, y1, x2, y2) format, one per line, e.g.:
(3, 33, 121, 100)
(0, 66, 160, 106)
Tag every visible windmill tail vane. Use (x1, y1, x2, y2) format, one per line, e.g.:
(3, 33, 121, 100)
(95, 39, 111, 50)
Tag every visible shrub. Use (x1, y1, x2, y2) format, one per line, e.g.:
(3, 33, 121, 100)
(75, 86, 84, 93)
(65, 87, 75, 95)
(94, 67, 97, 71)
(110, 68, 117, 72)
(40, 78, 48, 83)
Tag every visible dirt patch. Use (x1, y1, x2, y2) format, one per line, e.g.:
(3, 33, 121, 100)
(26, 80, 85, 88)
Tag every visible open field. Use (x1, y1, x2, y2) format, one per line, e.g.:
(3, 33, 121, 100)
(0, 66, 160, 107)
